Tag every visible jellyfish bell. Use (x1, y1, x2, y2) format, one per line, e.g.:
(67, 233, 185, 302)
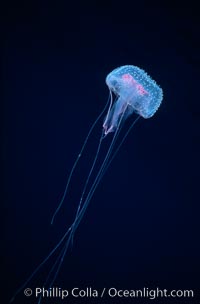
(103, 65, 163, 135)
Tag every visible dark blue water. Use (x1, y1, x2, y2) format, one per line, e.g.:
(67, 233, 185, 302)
(2, 1, 199, 303)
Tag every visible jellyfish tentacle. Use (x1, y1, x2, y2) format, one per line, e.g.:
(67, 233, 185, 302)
(45, 106, 129, 288)
(10, 103, 139, 304)
(103, 88, 113, 129)
(69, 103, 129, 240)
(45, 231, 73, 292)
(34, 116, 140, 304)
(9, 226, 72, 303)
(10, 93, 113, 304)
(51, 91, 112, 225)
(39, 233, 73, 302)
(98, 115, 140, 183)
(75, 131, 104, 219)
(70, 131, 104, 249)
(40, 220, 78, 295)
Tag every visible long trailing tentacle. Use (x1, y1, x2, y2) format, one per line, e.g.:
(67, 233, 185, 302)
(51, 91, 112, 225)
(37, 234, 73, 304)
(10, 93, 112, 303)
(95, 115, 140, 185)
(38, 103, 129, 293)
(9, 226, 72, 303)
(11, 96, 140, 304)
(73, 91, 117, 221)
(70, 131, 104, 248)
(69, 103, 130, 238)
(70, 116, 140, 240)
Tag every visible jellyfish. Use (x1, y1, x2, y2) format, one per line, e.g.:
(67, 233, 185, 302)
(10, 65, 163, 303)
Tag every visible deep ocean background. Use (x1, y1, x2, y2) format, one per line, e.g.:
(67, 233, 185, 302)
(2, 1, 200, 303)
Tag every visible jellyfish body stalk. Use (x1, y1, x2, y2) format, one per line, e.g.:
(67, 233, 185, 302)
(103, 96, 134, 136)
